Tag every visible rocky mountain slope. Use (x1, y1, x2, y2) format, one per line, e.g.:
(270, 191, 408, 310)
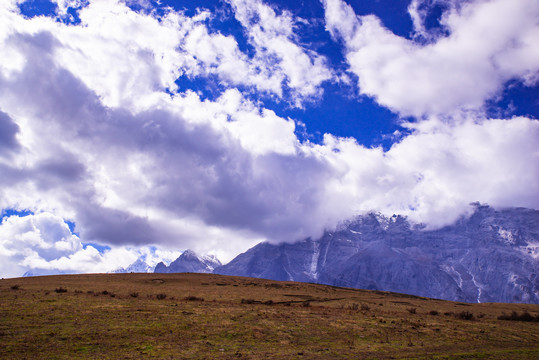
(113, 258, 155, 274)
(214, 205, 539, 303)
(154, 249, 221, 274)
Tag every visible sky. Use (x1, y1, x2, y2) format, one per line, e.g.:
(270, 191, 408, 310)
(0, 0, 538, 278)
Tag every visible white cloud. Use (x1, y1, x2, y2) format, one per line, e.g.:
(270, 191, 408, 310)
(54, 0, 186, 109)
(407, 0, 464, 41)
(0, 212, 185, 277)
(52, 0, 87, 15)
(180, 16, 284, 97)
(316, 116, 539, 228)
(323, 0, 539, 117)
(227, 0, 334, 106)
(4, 0, 332, 111)
(0, 212, 81, 277)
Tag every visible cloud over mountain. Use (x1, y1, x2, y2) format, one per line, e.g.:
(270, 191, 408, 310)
(0, 0, 537, 277)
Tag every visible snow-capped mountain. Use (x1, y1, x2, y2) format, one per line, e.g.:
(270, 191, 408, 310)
(23, 269, 70, 277)
(113, 258, 155, 274)
(154, 249, 222, 274)
(214, 205, 539, 304)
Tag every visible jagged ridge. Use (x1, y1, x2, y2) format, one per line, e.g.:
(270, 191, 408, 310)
(154, 249, 221, 274)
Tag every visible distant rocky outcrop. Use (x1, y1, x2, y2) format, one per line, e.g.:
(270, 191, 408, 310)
(214, 205, 539, 304)
(154, 249, 221, 274)
(112, 258, 155, 274)
(23, 269, 69, 277)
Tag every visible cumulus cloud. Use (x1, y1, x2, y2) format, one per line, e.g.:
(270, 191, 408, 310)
(318, 117, 539, 228)
(2, 0, 328, 111)
(227, 0, 334, 105)
(0, 212, 184, 278)
(0, 17, 295, 255)
(179, 12, 285, 98)
(0, 0, 537, 277)
(323, 0, 539, 117)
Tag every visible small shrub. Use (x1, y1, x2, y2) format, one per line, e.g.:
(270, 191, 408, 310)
(407, 307, 417, 314)
(184, 296, 204, 302)
(303, 301, 311, 307)
(74, 290, 83, 294)
(498, 311, 539, 322)
(444, 312, 454, 316)
(10, 285, 20, 290)
(429, 310, 439, 316)
(349, 303, 359, 311)
(55, 287, 68, 293)
(456, 311, 474, 320)
(241, 299, 255, 304)
(156, 293, 167, 300)
(265, 283, 283, 289)
(98, 290, 115, 297)
(516, 312, 534, 321)
(130, 292, 139, 298)
(361, 303, 370, 311)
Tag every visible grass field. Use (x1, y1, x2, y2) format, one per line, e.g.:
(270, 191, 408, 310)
(1, 273, 538, 359)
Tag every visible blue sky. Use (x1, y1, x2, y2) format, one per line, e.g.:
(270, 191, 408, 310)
(0, 0, 538, 277)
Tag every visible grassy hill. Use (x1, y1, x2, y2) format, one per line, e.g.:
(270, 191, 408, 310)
(1, 273, 538, 359)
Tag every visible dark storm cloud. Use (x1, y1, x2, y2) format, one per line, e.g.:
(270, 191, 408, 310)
(0, 110, 20, 155)
(0, 28, 339, 246)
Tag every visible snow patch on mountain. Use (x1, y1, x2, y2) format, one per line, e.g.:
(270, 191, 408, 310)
(470, 273, 483, 303)
(498, 228, 516, 245)
(521, 242, 539, 260)
(308, 240, 320, 281)
(374, 213, 390, 230)
(441, 264, 463, 288)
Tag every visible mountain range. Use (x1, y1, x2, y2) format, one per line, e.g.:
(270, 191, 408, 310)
(214, 205, 538, 304)
(26, 204, 537, 304)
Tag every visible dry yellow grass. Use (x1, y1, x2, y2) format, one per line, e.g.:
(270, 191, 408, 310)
(1, 273, 538, 359)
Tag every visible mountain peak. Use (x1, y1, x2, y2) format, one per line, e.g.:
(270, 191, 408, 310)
(180, 249, 197, 258)
(112, 257, 155, 274)
(155, 250, 221, 274)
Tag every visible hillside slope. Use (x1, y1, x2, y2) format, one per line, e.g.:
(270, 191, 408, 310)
(1, 273, 538, 359)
